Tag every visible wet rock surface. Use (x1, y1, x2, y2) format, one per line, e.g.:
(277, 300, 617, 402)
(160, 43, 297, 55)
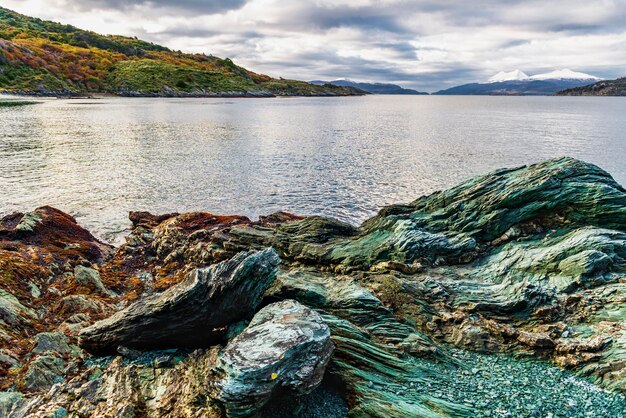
(0, 157, 625, 417)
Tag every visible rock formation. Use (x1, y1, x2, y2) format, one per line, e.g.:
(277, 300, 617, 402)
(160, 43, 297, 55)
(0, 157, 625, 417)
(79, 248, 280, 355)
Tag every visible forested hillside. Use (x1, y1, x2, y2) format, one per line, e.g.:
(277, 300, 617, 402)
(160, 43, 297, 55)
(0, 7, 361, 96)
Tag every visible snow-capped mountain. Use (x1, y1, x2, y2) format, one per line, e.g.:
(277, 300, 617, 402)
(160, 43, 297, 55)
(486, 69, 599, 83)
(435, 69, 602, 96)
(528, 69, 600, 81)
(488, 70, 529, 82)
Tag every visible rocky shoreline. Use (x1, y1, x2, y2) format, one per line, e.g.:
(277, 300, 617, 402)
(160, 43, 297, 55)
(0, 89, 366, 99)
(557, 77, 626, 96)
(0, 157, 624, 417)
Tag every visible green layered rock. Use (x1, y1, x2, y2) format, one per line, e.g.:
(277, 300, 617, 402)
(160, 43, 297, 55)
(329, 157, 626, 270)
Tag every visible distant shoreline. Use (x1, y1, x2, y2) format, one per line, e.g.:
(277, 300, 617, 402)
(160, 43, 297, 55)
(4, 91, 625, 99)
(0, 90, 370, 99)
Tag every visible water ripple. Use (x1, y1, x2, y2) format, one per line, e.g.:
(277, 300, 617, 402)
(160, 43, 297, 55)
(1, 96, 625, 243)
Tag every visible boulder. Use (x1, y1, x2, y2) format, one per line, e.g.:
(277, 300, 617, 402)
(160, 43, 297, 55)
(0, 206, 112, 263)
(0, 289, 37, 326)
(365, 157, 626, 240)
(151, 212, 253, 267)
(212, 300, 333, 417)
(329, 157, 626, 269)
(74, 266, 116, 297)
(22, 355, 65, 392)
(79, 248, 280, 354)
(32, 332, 71, 355)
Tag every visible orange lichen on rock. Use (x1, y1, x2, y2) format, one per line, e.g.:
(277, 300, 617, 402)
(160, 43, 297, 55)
(0, 206, 112, 263)
(153, 272, 186, 292)
(0, 207, 117, 389)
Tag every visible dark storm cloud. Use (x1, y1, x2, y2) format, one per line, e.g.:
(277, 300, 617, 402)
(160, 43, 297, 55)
(75, 0, 248, 14)
(286, 5, 407, 33)
(548, 23, 609, 34)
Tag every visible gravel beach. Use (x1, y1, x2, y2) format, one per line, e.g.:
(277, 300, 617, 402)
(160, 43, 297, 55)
(266, 348, 625, 418)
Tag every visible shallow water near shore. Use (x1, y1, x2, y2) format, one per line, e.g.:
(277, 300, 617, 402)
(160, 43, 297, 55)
(1, 95, 625, 244)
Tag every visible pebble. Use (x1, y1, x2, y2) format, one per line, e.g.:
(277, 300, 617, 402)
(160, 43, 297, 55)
(421, 349, 626, 418)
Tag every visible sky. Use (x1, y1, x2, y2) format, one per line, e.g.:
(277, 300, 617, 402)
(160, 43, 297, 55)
(3, 0, 626, 92)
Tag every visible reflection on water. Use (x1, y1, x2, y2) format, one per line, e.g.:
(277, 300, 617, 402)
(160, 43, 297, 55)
(1, 95, 625, 242)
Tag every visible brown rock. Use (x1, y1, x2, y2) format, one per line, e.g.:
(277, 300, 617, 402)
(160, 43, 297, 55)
(0, 206, 112, 263)
(517, 331, 555, 348)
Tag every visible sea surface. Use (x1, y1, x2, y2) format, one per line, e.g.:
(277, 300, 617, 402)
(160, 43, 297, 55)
(1, 95, 625, 242)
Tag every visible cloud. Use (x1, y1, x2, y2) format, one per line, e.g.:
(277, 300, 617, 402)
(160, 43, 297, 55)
(2, 0, 625, 92)
(70, 0, 248, 15)
(274, 4, 408, 33)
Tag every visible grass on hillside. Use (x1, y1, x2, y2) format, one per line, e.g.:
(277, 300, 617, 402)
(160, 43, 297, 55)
(0, 7, 362, 96)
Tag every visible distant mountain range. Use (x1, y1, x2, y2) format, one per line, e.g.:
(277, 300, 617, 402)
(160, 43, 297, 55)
(0, 7, 362, 97)
(435, 69, 601, 95)
(309, 79, 428, 95)
(557, 77, 626, 96)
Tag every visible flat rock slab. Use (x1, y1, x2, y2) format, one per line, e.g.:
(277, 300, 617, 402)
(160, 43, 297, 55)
(79, 248, 280, 354)
(213, 300, 334, 417)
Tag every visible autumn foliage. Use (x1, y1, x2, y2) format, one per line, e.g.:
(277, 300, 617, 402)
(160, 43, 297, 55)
(0, 7, 359, 96)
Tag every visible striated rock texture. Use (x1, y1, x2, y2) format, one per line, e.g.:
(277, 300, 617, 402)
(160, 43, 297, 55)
(79, 248, 280, 354)
(212, 300, 334, 417)
(0, 157, 625, 417)
(328, 156, 626, 269)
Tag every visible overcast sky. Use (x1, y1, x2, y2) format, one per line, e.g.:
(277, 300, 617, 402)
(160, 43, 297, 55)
(4, 0, 626, 91)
